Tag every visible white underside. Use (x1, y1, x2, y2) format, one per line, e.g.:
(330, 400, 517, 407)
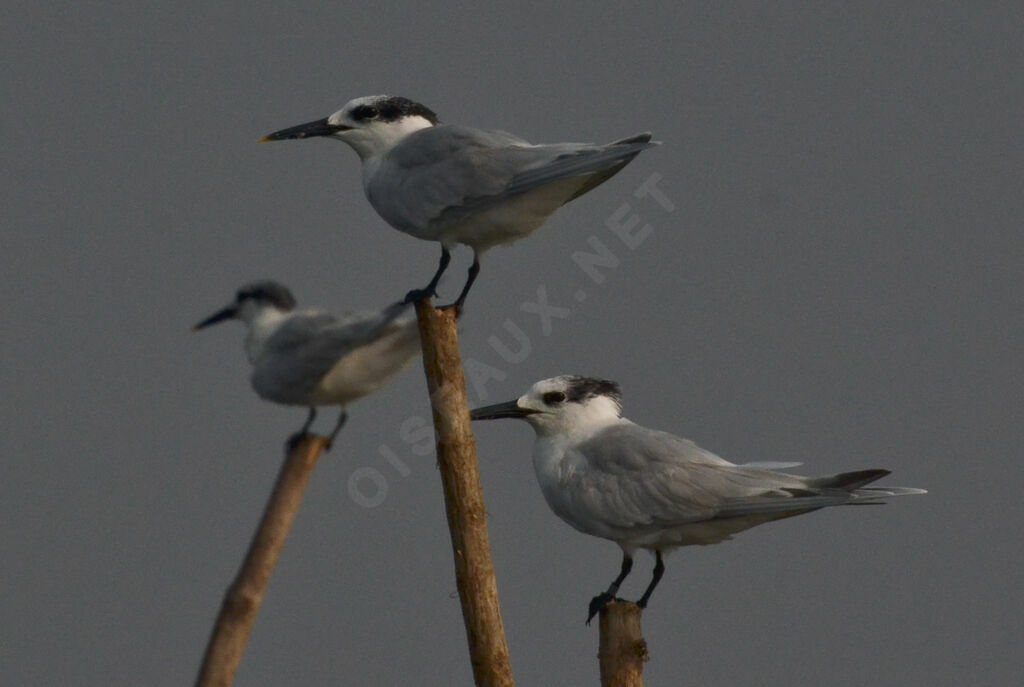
(609, 511, 809, 554)
(306, 322, 419, 406)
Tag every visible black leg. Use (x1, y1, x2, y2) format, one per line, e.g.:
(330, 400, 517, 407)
(286, 408, 318, 451)
(404, 246, 452, 304)
(636, 550, 665, 609)
(439, 253, 480, 312)
(586, 552, 634, 625)
(300, 407, 317, 434)
(325, 409, 348, 450)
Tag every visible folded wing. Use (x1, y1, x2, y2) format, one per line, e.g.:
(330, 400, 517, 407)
(251, 301, 412, 404)
(568, 424, 923, 533)
(369, 125, 656, 231)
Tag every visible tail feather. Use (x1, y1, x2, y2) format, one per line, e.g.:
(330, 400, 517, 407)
(852, 485, 929, 502)
(809, 469, 926, 503)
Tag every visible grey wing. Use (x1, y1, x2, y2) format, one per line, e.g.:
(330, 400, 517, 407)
(571, 424, 845, 530)
(568, 425, 743, 530)
(368, 125, 534, 231)
(369, 126, 656, 230)
(250, 301, 411, 404)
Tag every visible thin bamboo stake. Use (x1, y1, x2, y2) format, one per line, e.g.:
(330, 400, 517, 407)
(194, 434, 329, 687)
(414, 299, 515, 687)
(598, 601, 648, 687)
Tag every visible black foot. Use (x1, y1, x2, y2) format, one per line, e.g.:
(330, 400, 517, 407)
(403, 287, 437, 304)
(286, 432, 335, 453)
(285, 431, 312, 452)
(586, 592, 617, 625)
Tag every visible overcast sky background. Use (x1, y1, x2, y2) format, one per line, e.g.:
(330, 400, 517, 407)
(3, 2, 1022, 685)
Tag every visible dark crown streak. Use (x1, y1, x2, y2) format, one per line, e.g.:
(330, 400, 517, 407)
(355, 96, 440, 125)
(563, 376, 623, 411)
(236, 280, 297, 310)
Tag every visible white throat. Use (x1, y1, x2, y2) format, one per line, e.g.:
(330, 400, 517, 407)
(527, 397, 625, 440)
(243, 308, 290, 363)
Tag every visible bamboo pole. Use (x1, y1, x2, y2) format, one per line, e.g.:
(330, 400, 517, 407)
(194, 434, 329, 687)
(414, 299, 515, 687)
(598, 601, 648, 687)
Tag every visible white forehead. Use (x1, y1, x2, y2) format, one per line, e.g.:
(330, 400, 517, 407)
(343, 94, 389, 110)
(526, 376, 574, 397)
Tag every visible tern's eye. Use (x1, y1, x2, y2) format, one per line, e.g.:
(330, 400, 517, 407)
(542, 391, 566, 405)
(350, 105, 378, 121)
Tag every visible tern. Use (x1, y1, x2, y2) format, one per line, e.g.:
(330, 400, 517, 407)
(471, 375, 926, 623)
(261, 95, 658, 310)
(194, 280, 420, 446)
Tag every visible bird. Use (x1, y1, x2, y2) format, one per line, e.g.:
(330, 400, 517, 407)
(470, 375, 926, 623)
(193, 280, 420, 447)
(260, 95, 658, 310)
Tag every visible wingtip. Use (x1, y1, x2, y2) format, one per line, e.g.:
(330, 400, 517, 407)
(612, 132, 658, 146)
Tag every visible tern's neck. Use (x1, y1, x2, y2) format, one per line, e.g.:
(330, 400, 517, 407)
(532, 415, 633, 497)
(346, 116, 436, 162)
(244, 308, 290, 363)
(529, 402, 628, 442)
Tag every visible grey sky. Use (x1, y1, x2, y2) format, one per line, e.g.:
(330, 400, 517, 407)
(3, 2, 1021, 685)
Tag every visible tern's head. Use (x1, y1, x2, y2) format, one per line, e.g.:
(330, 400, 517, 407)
(193, 280, 297, 331)
(260, 95, 440, 160)
(471, 376, 624, 436)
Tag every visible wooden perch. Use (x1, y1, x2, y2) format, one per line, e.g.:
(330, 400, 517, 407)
(598, 601, 648, 687)
(414, 300, 515, 687)
(194, 434, 329, 687)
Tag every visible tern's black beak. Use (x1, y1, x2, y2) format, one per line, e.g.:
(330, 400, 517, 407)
(193, 306, 237, 331)
(469, 400, 539, 421)
(259, 117, 350, 142)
